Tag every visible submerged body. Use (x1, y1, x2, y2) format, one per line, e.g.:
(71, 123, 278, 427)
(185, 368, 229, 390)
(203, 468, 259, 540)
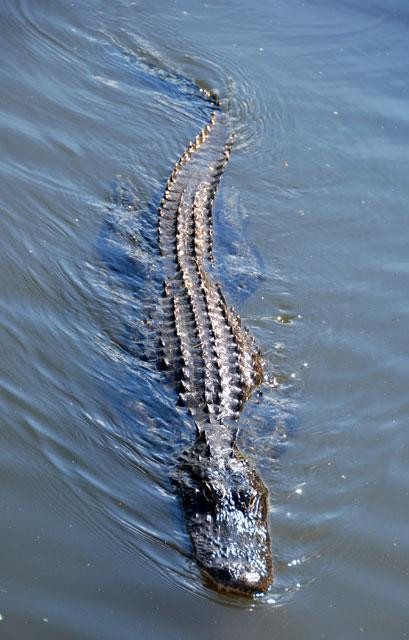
(157, 94, 273, 594)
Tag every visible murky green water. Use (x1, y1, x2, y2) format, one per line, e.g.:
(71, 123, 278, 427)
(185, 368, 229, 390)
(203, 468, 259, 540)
(1, 0, 408, 638)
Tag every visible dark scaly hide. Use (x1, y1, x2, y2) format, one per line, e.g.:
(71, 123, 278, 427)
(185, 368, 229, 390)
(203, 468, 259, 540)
(157, 96, 273, 595)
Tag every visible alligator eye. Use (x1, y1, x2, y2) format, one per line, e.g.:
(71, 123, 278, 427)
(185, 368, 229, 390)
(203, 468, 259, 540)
(203, 482, 214, 502)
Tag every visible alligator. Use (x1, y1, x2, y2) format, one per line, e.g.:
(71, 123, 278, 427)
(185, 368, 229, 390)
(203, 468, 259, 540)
(157, 91, 273, 595)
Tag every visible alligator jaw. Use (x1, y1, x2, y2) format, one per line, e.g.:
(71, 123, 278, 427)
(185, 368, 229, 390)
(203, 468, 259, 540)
(203, 562, 273, 596)
(197, 489, 273, 596)
(200, 510, 273, 596)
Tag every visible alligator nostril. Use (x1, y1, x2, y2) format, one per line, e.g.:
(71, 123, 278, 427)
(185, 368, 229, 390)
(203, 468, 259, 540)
(242, 570, 263, 586)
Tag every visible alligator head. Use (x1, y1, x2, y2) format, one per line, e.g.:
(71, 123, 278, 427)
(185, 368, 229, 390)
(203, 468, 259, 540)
(175, 428, 273, 595)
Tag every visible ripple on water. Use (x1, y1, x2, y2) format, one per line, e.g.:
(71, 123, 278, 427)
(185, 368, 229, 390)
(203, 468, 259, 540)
(2, 0, 408, 628)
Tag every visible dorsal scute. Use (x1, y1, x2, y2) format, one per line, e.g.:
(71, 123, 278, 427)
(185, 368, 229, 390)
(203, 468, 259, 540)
(158, 101, 263, 422)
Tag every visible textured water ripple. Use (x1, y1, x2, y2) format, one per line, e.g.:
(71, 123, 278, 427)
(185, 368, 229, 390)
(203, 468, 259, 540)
(1, 0, 409, 635)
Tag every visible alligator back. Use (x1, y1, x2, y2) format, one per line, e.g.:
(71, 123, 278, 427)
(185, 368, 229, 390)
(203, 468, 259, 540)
(157, 103, 263, 426)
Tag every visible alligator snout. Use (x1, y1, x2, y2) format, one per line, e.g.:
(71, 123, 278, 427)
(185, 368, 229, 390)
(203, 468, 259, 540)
(204, 560, 273, 596)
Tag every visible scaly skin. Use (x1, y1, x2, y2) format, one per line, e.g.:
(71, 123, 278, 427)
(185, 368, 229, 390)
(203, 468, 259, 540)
(176, 429, 272, 594)
(157, 91, 273, 595)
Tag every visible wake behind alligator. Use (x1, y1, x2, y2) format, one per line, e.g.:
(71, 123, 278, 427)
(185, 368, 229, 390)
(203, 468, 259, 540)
(156, 91, 273, 595)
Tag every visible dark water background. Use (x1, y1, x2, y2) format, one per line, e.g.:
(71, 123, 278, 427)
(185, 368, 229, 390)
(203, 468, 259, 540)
(1, 0, 408, 638)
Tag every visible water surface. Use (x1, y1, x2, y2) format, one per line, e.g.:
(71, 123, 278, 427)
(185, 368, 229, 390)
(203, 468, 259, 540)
(1, 0, 408, 638)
